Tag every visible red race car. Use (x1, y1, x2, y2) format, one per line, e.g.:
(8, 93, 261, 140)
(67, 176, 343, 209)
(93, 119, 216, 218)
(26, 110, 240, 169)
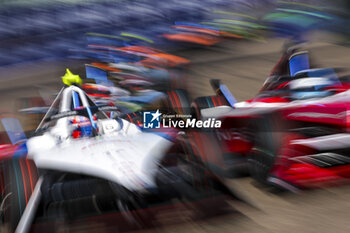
(190, 44, 350, 191)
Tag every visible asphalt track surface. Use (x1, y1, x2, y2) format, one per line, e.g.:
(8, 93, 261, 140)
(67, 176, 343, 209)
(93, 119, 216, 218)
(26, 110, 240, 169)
(1, 36, 350, 233)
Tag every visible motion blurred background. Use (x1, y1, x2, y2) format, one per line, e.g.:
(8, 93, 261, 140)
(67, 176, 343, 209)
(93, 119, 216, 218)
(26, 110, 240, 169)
(1, 0, 350, 232)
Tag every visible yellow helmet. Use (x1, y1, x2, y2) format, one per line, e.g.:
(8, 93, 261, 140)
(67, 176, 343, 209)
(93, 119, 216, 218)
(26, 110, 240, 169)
(62, 69, 82, 86)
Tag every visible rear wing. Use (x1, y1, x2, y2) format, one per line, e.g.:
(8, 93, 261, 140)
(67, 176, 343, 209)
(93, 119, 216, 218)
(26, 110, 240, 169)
(210, 79, 237, 107)
(85, 64, 113, 86)
(1, 117, 26, 144)
(289, 51, 310, 76)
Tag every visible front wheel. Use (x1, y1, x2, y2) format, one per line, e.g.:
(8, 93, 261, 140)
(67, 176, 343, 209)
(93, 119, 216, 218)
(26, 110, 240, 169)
(1, 158, 38, 232)
(248, 148, 276, 184)
(247, 114, 286, 185)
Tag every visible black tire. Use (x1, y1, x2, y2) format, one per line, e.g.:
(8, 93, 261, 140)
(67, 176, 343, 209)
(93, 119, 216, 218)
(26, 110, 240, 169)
(41, 172, 155, 229)
(248, 114, 285, 185)
(167, 89, 191, 115)
(248, 149, 276, 184)
(2, 158, 38, 232)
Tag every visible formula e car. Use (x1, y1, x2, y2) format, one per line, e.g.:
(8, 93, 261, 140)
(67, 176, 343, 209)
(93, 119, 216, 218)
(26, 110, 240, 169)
(248, 93, 350, 192)
(5, 78, 235, 233)
(189, 44, 350, 191)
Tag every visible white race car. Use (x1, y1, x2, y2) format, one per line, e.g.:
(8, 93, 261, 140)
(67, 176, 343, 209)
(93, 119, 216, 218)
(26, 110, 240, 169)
(6, 84, 233, 233)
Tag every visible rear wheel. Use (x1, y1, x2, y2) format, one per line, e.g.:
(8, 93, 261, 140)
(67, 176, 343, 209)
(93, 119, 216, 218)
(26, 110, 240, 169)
(167, 89, 191, 115)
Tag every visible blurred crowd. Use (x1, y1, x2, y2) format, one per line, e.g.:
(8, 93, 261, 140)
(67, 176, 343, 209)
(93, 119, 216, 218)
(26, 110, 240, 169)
(0, 0, 348, 66)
